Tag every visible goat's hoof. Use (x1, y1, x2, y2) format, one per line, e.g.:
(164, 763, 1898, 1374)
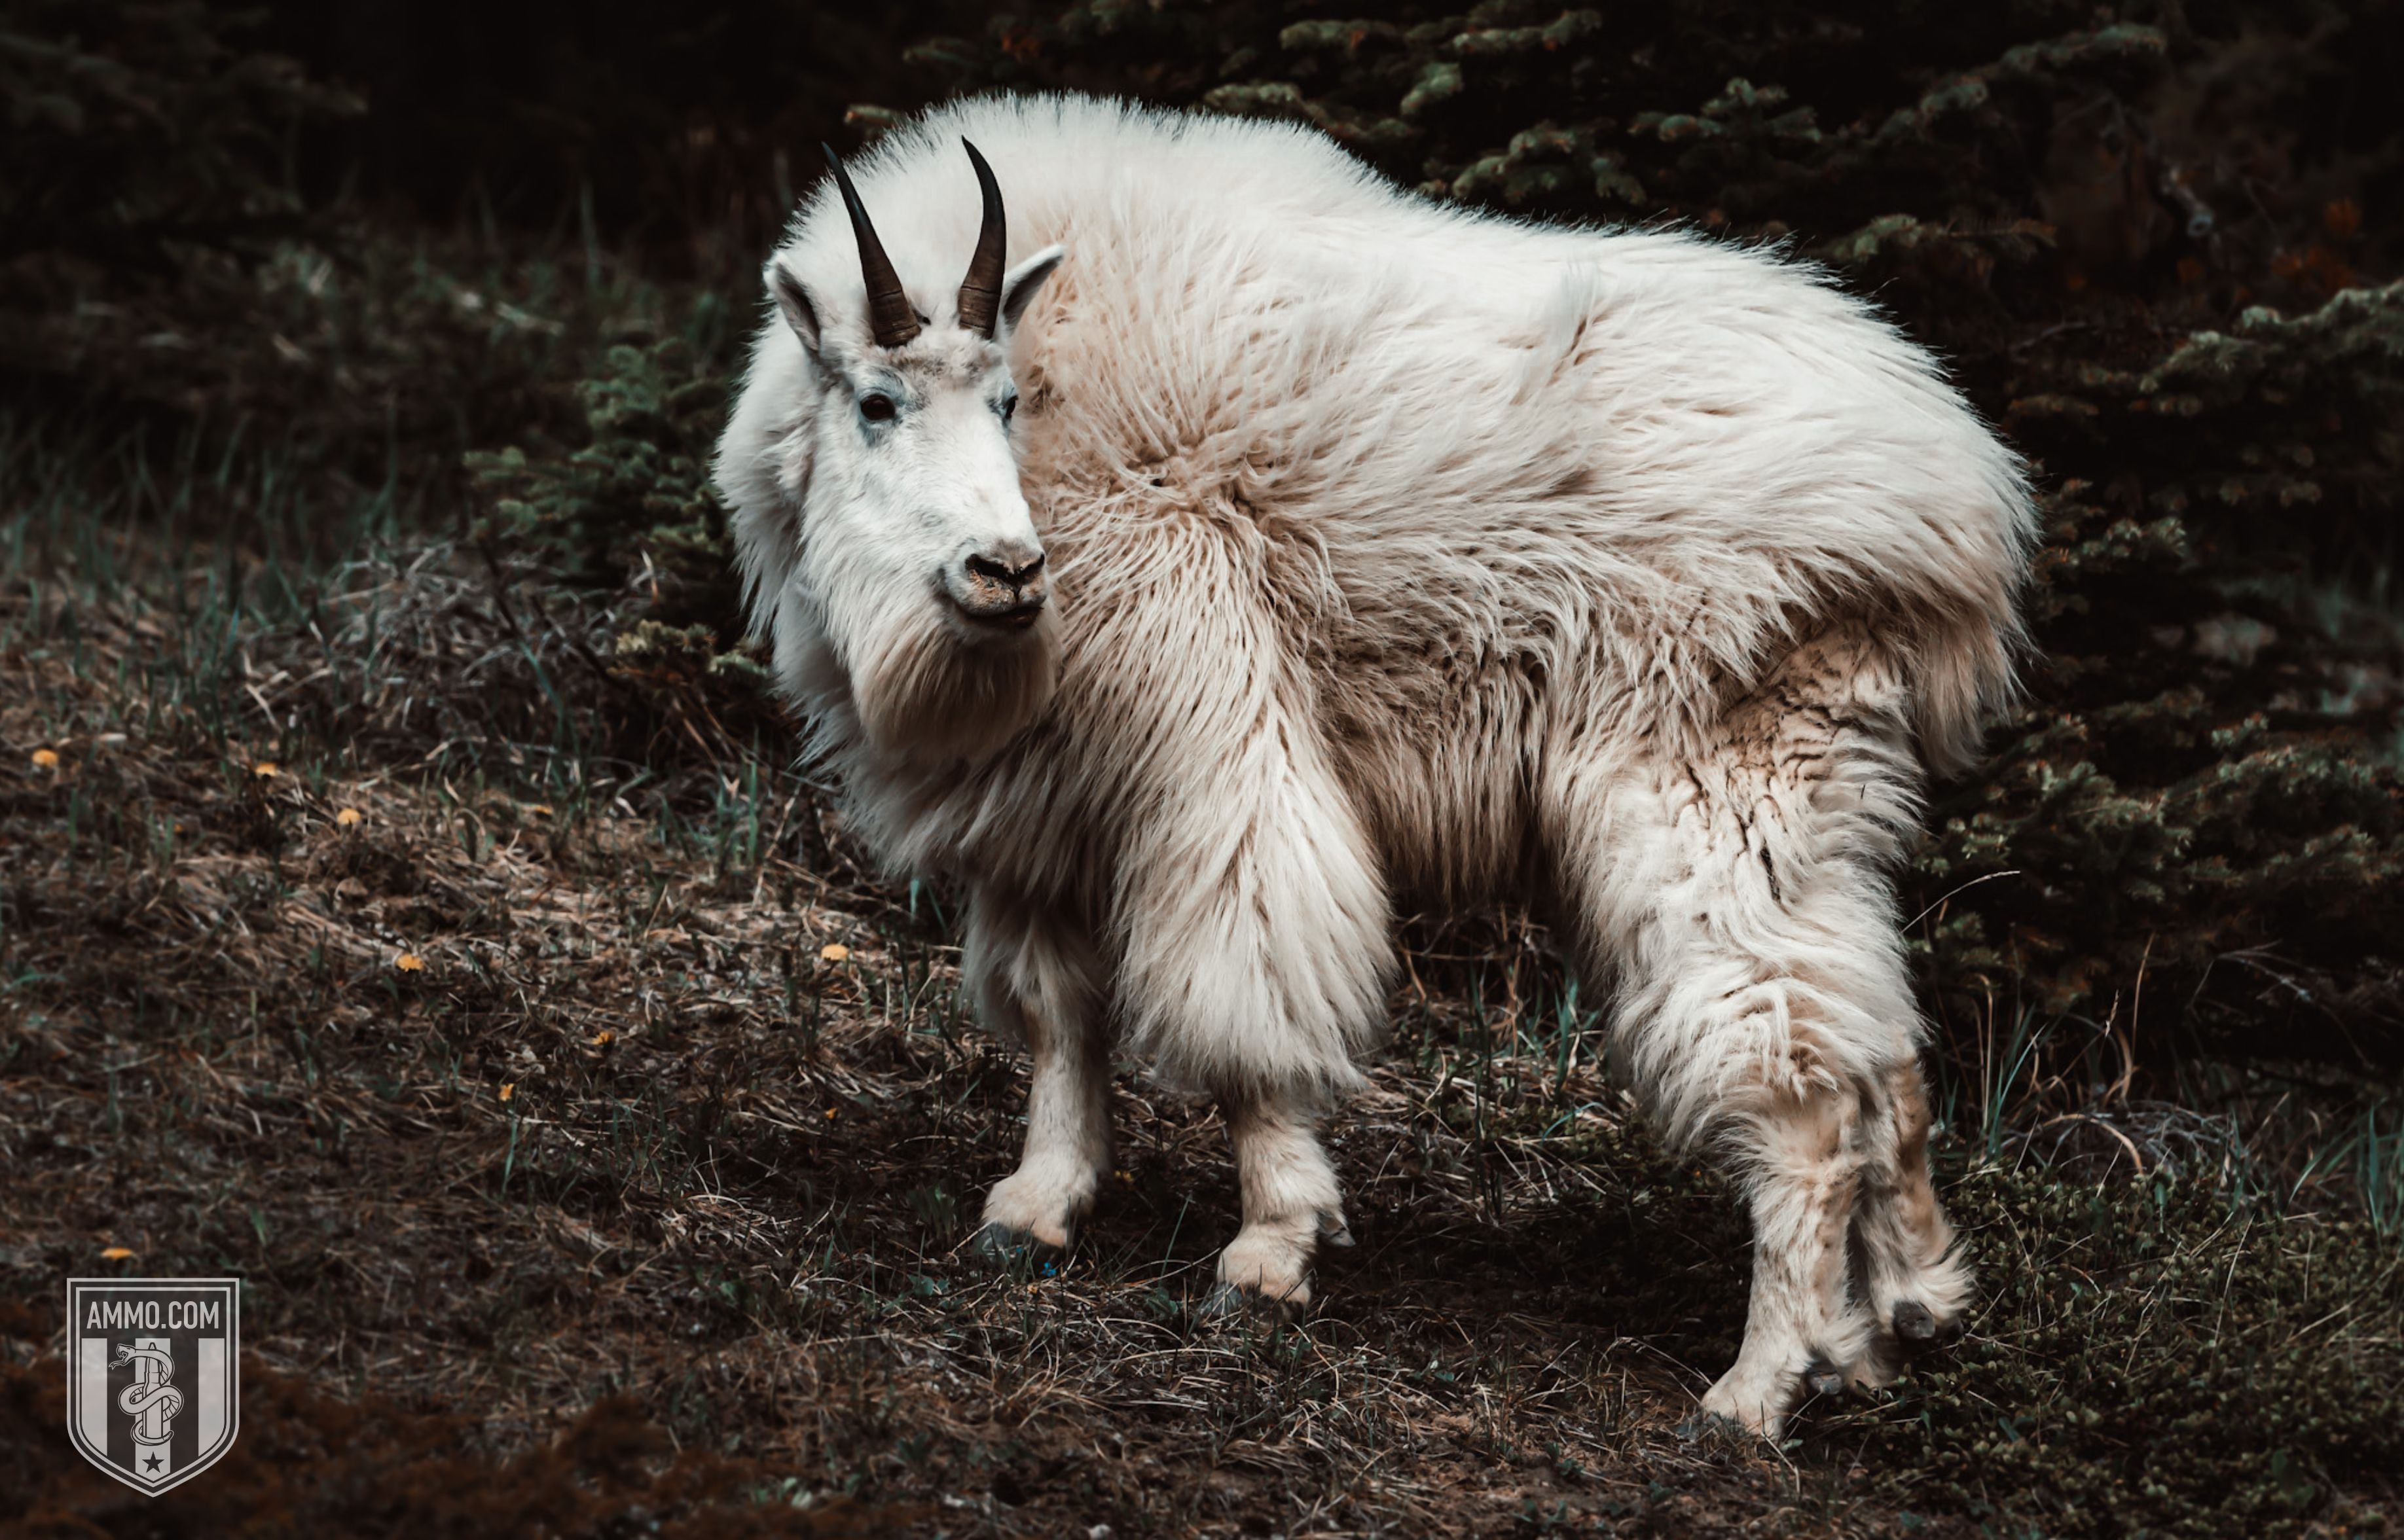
(1889, 1298, 1961, 1346)
(966, 1223, 1062, 1263)
(1804, 1357, 1848, 1399)
(1676, 1411, 1757, 1446)
(1197, 1281, 1300, 1325)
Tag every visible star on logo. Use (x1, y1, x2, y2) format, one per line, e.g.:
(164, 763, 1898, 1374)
(143, 1452, 163, 1473)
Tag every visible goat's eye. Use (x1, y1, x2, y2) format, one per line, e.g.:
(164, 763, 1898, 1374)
(999, 396, 1019, 424)
(859, 393, 898, 423)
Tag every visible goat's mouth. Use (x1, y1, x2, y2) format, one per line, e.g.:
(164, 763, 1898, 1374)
(943, 590, 1048, 633)
(939, 546, 1050, 636)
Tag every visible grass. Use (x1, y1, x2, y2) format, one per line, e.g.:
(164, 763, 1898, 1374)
(2, 382, 2401, 1537)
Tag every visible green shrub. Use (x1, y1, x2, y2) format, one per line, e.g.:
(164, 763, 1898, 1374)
(469, 334, 740, 634)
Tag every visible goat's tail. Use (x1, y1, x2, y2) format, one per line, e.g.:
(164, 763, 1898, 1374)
(1899, 571, 2033, 781)
(1889, 437, 2040, 778)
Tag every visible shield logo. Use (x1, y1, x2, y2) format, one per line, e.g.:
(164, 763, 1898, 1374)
(65, 1278, 240, 1495)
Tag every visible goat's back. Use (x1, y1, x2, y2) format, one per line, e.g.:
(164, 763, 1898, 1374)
(764, 94, 2033, 903)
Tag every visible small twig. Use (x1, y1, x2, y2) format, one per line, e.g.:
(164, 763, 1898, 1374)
(1906, 869, 2022, 932)
(2115, 934, 2153, 1105)
(2034, 1111, 2147, 1178)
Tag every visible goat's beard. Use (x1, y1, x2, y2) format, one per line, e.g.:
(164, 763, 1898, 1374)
(847, 604, 1060, 766)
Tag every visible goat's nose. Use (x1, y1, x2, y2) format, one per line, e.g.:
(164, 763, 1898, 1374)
(949, 543, 1049, 628)
(964, 548, 1046, 590)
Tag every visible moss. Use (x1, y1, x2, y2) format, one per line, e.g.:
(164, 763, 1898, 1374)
(1834, 1168, 2404, 1536)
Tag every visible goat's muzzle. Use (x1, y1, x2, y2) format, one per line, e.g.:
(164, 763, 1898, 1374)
(945, 545, 1049, 630)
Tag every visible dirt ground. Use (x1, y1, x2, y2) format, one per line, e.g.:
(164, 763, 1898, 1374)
(2, 544, 2395, 1539)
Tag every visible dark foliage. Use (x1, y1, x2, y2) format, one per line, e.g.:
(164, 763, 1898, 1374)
(254, 0, 996, 262)
(0, 1, 354, 418)
(469, 336, 743, 633)
(0, 2, 355, 278)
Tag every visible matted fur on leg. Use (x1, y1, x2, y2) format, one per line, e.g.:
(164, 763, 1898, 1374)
(1851, 1060, 1973, 1360)
(1702, 1086, 1873, 1437)
(1549, 624, 1973, 1433)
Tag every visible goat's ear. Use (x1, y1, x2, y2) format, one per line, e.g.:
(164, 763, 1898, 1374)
(998, 244, 1065, 331)
(769, 260, 824, 357)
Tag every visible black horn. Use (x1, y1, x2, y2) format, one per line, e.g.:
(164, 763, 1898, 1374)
(822, 143, 920, 349)
(956, 139, 1007, 338)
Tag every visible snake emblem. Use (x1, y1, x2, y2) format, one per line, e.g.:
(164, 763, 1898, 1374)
(113, 1343, 183, 1438)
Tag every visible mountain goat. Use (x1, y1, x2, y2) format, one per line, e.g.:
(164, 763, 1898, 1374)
(716, 92, 2033, 1437)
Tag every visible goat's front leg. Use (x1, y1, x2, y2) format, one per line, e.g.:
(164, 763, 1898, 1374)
(964, 893, 1112, 1254)
(1204, 1090, 1353, 1316)
(1090, 577, 1386, 1312)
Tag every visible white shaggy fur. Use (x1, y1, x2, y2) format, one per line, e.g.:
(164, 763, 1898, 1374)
(716, 92, 2034, 1438)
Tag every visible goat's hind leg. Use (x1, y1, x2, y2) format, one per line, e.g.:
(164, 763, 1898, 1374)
(964, 891, 1112, 1255)
(1852, 1060, 1971, 1358)
(1558, 789, 1885, 1435)
(1711, 1077, 1876, 1431)
(1554, 623, 1955, 1436)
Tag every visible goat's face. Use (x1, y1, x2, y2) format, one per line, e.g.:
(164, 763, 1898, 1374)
(795, 329, 1050, 643)
(759, 141, 1066, 764)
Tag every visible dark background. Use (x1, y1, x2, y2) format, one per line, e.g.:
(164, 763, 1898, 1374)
(252, 0, 983, 252)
